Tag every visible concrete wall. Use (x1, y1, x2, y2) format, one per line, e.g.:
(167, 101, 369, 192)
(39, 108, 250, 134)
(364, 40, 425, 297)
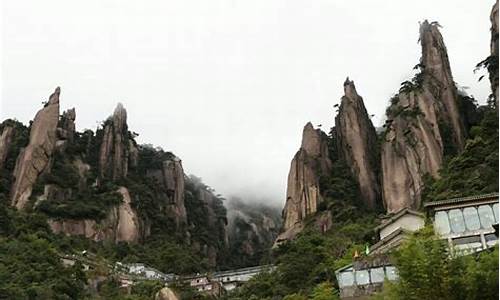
(380, 214, 424, 240)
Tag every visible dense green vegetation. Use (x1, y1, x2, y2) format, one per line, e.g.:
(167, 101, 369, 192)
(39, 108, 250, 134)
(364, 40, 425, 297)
(374, 227, 498, 300)
(423, 106, 498, 201)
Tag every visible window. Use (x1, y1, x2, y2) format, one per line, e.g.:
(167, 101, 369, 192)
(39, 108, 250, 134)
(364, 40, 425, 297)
(478, 205, 495, 229)
(435, 211, 451, 235)
(493, 204, 499, 223)
(385, 266, 398, 281)
(463, 207, 481, 231)
(339, 271, 354, 287)
(452, 236, 482, 252)
(355, 270, 370, 285)
(370, 267, 385, 284)
(448, 209, 466, 233)
(485, 233, 498, 247)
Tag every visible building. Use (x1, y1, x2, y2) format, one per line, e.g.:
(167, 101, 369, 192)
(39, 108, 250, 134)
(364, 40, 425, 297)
(335, 193, 500, 299)
(335, 208, 425, 299)
(212, 265, 275, 291)
(184, 274, 225, 297)
(119, 263, 176, 282)
(424, 193, 499, 253)
(371, 208, 425, 255)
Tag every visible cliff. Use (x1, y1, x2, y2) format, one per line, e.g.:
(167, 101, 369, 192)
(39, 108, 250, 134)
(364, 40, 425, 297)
(335, 79, 381, 210)
(276, 123, 332, 242)
(10, 87, 60, 210)
(0, 126, 14, 172)
(491, 0, 499, 106)
(48, 187, 141, 242)
(99, 103, 137, 181)
(226, 197, 281, 267)
(381, 21, 466, 212)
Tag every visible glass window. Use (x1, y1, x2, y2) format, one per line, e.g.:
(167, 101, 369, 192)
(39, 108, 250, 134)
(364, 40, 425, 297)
(355, 270, 370, 285)
(493, 204, 499, 223)
(452, 236, 482, 253)
(478, 205, 495, 229)
(370, 267, 385, 283)
(448, 209, 466, 233)
(485, 233, 498, 247)
(385, 266, 398, 281)
(463, 207, 481, 231)
(340, 271, 354, 287)
(435, 211, 451, 235)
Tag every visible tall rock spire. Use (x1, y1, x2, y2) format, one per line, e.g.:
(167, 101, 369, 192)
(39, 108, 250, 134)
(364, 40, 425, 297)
(335, 79, 381, 210)
(419, 20, 466, 150)
(11, 87, 60, 209)
(276, 123, 332, 242)
(381, 21, 466, 213)
(99, 103, 133, 181)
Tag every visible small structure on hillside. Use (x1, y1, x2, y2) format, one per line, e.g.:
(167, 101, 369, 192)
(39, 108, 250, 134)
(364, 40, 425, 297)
(424, 193, 499, 253)
(118, 263, 176, 282)
(335, 208, 425, 299)
(184, 274, 225, 297)
(212, 265, 275, 291)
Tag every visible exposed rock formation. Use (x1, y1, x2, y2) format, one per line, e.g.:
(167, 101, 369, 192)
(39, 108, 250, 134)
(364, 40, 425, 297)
(226, 198, 280, 265)
(277, 123, 332, 242)
(0, 126, 14, 171)
(48, 187, 141, 243)
(155, 287, 179, 300)
(419, 20, 466, 149)
(335, 79, 381, 210)
(58, 108, 76, 142)
(381, 21, 466, 212)
(147, 157, 187, 227)
(99, 103, 131, 181)
(11, 87, 60, 209)
(490, 0, 499, 106)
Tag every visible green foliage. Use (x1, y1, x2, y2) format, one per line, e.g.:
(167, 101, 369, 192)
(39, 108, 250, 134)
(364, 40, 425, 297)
(310, 282, 339, 300)
(424, 108, 498, 201)
(375, 227, 499, 300)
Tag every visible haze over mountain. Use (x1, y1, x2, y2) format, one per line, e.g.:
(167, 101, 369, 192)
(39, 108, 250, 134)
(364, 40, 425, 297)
(1, 0, 493, 205)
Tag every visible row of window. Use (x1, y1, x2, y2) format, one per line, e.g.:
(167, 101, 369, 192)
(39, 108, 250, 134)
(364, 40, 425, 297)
(337, 266, 398, 288)
(434, 204, 499, 235)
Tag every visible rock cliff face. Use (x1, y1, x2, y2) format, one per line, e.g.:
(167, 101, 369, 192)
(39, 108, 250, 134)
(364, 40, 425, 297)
(11, 87, 60, 210)
(99, 103, 132, 181)
(147, 158, 187, 228)
(277, 123, 332, 241)
(381, 21, 466, 212)
(0, 126, 14, 171)
(335, 79, 381, 210)
(490, 0, 499, 105)
(226, 198, 280, 266)
(48, 187, 141, 243)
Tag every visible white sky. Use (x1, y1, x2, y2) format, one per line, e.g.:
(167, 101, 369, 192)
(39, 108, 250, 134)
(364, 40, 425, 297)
(0, 0, 494, 205)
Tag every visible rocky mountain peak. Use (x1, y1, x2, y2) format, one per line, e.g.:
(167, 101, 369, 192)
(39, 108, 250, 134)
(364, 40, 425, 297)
(335, 79, 381, 210)
(11, 87, 60, 209)
(98, 103, 132, 181)
(276, 123, 332, 242)
(490, 0, 499, 105)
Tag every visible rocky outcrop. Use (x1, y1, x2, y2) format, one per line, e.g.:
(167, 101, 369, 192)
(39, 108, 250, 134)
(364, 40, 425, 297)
(226, 198, 280, 264)
(277, 123, 332, 242)
(0, 126, 14, 171)
(419, 20, 466, 149)
(48, 187, 141, 243)
(155, 287, 179, 300)
(99, 103, 131, 181)
(381, 21, 466, 212)
(147, 157, 187, 227)
(335, 79, 381, 210)
(11, 87, 60, 210)
(490, 0, 499, 106)
(58, 108, 76, 142)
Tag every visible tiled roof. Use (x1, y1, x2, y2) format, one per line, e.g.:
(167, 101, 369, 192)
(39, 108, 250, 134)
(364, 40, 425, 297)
(424, 193, 499, 208)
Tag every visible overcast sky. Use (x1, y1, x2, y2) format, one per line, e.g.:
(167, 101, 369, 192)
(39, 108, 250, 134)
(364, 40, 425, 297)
(0, 0, 494, 206)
